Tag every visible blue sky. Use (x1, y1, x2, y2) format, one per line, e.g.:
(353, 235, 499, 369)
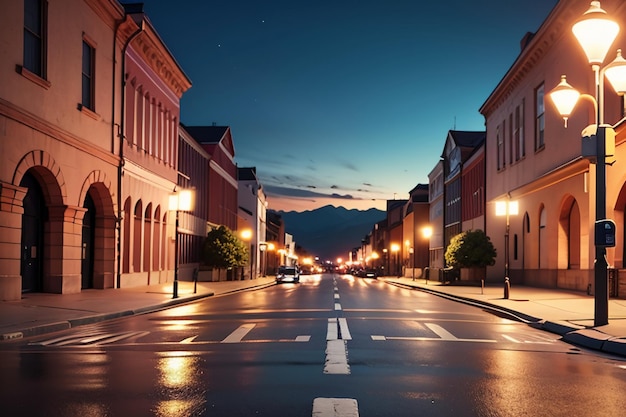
(136, 0, 558, 212)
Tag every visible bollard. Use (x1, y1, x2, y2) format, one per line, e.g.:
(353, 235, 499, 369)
(503, 277, 510, 299)
(481, 279, 484, 295)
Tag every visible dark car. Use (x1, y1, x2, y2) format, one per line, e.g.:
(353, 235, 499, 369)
(356, 268, 377, 279)
(276, 265, 300, 283)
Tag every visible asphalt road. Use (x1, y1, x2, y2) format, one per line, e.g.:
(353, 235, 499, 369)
(1, 273, 625, 417)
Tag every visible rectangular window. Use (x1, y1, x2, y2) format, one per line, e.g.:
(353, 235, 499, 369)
(535, 83, 545, 150)
(513, 100, 526, 161)
(81, 40, 95, 110)
(508, 113, 513, 164)
(497, 125, 504, 170)
(23, 0, 46, 77)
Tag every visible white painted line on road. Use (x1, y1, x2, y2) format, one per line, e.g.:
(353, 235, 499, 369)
(221, 323, 256, 343)
(312, 398, 359, 417)
(502, 334, 553, 344)
(382, 336, 497, 343)
(424, 323, 457, 340)
(371, 335, 386, 341)
(338, 318, 352, 340)
(296, 335, 311, 342)
(334, 303, 342, 311)
(327, 318, 338, 340)
(181, 335, 198, 343)
(334, 293, 340, 299)
(324, 339, 350, 374)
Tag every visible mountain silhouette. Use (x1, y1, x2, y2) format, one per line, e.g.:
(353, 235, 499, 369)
(274, 205, 386, 262)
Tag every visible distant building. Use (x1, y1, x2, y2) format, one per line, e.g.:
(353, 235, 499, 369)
(441, 130, 486, 254)
(238, 167, 267, 279)
(428, 160, 445, 272)
(183, 126, 238, 232)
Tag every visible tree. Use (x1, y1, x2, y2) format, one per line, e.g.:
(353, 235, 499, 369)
(445, 229, 497, 270)
(202, 225, 249, 269)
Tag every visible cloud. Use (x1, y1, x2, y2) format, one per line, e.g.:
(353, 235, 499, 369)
(264, 185, 356, 201)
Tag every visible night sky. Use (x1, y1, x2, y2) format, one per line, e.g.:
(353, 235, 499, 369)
(132, 0, 559, 212)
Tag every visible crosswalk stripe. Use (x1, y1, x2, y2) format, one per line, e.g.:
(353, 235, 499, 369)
(221, 323, 255, 343)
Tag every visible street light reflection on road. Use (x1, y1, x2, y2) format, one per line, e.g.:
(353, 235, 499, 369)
(155, 351, 205, 417)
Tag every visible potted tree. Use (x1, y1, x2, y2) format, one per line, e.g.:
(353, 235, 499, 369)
(201, 225, 249, 281)
(444, 230, 497, 283)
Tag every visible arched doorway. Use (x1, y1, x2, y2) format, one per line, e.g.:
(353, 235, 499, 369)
(20, 171, 46, 293)
(81, 192, 96, 289)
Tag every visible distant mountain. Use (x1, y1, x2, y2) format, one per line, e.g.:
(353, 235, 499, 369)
(274, 205, 386, 261)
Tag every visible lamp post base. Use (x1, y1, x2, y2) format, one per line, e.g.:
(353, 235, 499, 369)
(172, 280, 179, 299)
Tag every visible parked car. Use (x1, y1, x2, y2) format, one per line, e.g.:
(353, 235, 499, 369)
(276, 265, 300, 283)
(356, 268, 378, 279)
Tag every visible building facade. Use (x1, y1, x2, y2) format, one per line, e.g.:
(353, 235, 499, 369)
(119, 5, 191, 288)
(480, 0, 626, 291)
(238, 167, 268, 279)
(0, 0, 137, 300)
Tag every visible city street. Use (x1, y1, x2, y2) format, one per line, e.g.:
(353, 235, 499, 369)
(1, 274, 626, 416)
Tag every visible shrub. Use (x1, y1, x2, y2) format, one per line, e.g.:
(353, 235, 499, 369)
(445, 229, 497, 269)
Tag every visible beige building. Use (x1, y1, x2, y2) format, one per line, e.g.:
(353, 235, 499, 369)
(0, 1, 191, 301)
(480, 0, 626, 292)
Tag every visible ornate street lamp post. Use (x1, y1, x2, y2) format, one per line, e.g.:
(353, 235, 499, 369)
(168, 188, 194, 299)
(495, 200, 518, 299)
(549, 1, 626, 326)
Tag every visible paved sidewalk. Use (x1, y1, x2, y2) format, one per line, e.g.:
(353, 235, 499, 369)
(0, 277, 276, 341)
(381, 276, 626, 357)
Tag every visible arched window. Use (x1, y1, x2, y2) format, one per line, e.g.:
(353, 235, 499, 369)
(539, 206, 547, 269)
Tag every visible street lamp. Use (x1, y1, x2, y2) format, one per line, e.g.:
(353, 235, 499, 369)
(495, 200, 519, 291)
(240, 228, 252, 280)
(168, 188, 194, 299)
(548, 1, 626, 326)
(391, 243, 400, 277)
(259, 242, 267, 276)
(382, 248, 388, 276)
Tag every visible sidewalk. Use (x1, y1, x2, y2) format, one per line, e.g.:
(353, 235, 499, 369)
(0, 277, 276, 341)
(381, 276, 626, 357)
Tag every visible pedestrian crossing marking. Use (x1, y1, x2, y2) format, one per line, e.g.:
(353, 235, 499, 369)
(221, 323, 256, 343)
(371, 322, 497, 343)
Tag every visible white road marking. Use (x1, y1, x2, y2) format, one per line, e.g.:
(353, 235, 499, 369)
(324, 339, 350, 374)
(221, 323, 255, 343)
(424, 323, 457, 340)
(296, 335, 311, 342)
(376, 336, 497, 343)
(30, 331, 149, 346)
(312, 398, 359, 417)
(371, 323, 496, 343)
(502, 334, 553, 344)
(334, 293, 340, 299)
(181, 335, 198, 343)
(327, 318, 338, 340)
(334, 303, 342, 311)
(338, 318, 352, 340)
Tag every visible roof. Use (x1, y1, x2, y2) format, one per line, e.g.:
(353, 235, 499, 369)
(448, 130, 486, 148)
(238, 167, 258, 181)
(183, 125, 230, 144)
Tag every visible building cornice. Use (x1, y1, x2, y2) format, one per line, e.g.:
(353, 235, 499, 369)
(130, 24, 192, 99)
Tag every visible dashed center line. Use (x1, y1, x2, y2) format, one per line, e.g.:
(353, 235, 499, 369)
(313, 398, 359, 417)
